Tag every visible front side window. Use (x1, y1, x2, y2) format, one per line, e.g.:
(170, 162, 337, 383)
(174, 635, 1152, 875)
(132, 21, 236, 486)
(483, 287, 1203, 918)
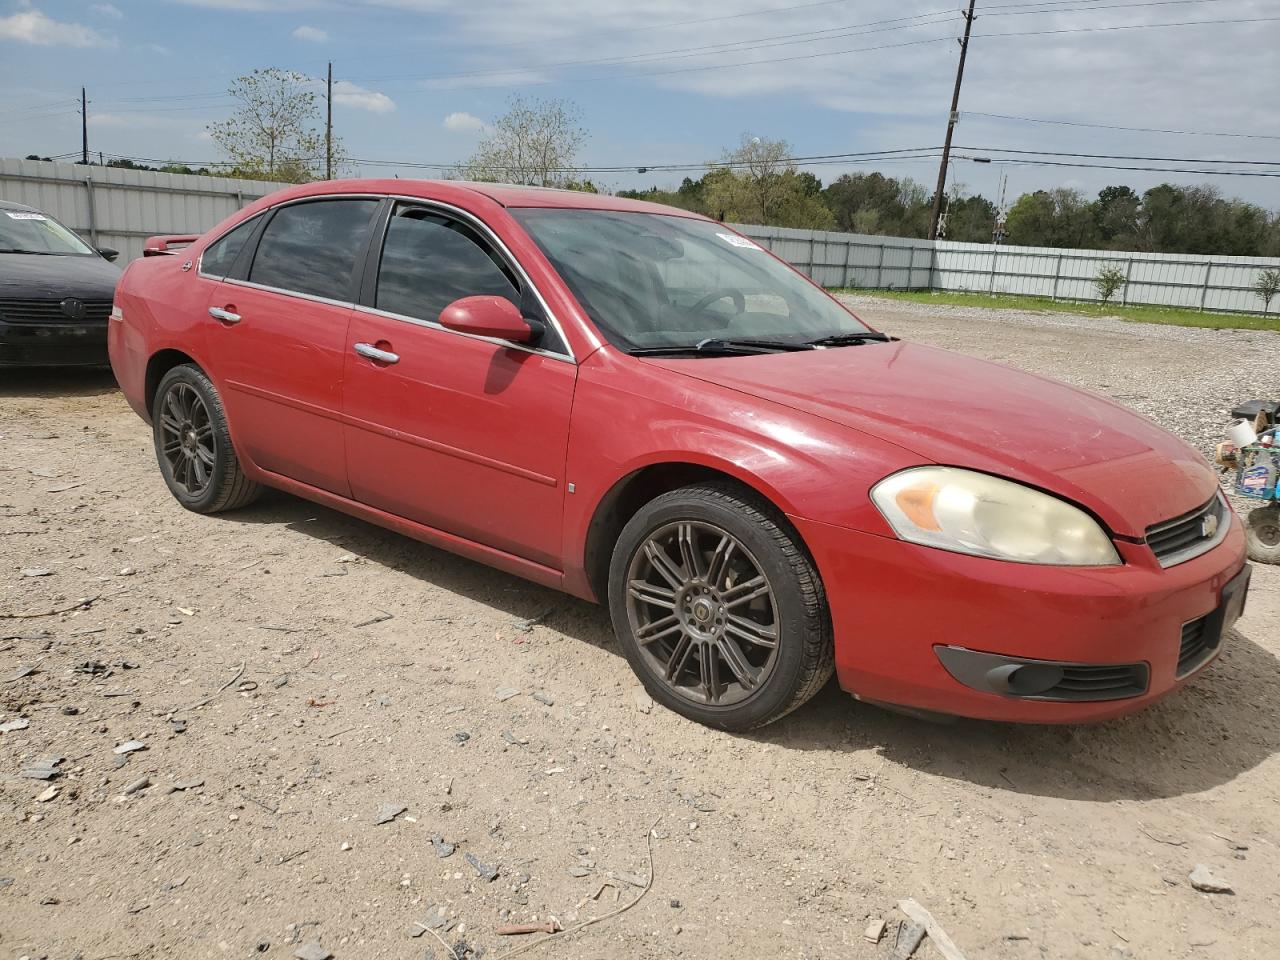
(0, 207, 95, 256)
(510, 208, 871, 351)
(375, 206, 519, 324)
(200, 215, 260, 278)
(249, 199, 377, 301)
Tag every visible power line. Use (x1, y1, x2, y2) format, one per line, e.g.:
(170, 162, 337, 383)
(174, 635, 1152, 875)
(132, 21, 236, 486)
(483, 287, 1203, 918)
(964, 110, 1280, 141)
(959, 146, 1280, 165)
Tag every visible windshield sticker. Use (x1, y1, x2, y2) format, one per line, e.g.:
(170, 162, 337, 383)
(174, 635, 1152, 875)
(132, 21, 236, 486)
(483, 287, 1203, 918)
(716, 232, 762, 250)
(4, 211, 48, 220)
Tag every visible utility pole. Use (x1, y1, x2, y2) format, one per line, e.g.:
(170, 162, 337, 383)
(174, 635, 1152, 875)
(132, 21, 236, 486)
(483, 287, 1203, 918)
(81, 86, 88, 166)
(326, 62, 333, 181)
(928, 0, 976, 241)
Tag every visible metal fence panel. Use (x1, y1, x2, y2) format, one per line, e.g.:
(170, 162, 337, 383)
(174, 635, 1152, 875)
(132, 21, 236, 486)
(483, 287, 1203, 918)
(2, 158, 1277, 315)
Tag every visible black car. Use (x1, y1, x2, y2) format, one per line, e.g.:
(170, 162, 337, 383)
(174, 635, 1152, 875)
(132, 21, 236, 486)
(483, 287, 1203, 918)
(0, 199, 121, 366)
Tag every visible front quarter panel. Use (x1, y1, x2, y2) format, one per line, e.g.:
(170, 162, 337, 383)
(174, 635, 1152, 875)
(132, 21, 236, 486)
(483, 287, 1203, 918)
(562, 348, 926, 596)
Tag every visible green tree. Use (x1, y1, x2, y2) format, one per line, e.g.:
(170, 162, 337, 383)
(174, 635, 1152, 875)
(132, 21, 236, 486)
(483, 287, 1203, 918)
(1094, 265, 1127, 305)
(457, 97, 586, 187)
(208, 69, 336, 183)
(698, 136, 834, 228)
(1255, 269, 1280, 315)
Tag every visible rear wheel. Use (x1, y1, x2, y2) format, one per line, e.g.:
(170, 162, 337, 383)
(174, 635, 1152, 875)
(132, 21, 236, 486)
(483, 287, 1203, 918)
(608, 484, 833, 730)
(1246, 505, 1280, 565)
(152, 364, 261, 514)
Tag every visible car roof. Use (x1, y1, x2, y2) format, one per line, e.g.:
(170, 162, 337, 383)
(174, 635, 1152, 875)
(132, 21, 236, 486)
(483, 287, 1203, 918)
(0, 199, 41, 213)
(260, 179, 710, 220)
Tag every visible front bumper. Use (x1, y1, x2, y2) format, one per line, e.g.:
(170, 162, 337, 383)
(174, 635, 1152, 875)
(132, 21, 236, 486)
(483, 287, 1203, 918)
(0, 320, 108, 366)
(793, 513, 1249, 723)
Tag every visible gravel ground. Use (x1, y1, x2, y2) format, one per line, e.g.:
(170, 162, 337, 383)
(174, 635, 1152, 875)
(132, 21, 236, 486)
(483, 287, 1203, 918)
(1, 296, 1278, 960)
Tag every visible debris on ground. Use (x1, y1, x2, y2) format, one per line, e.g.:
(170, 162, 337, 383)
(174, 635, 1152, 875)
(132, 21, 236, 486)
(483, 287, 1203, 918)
(113, 739, 146, 755)
(893, 919, 927, 959)
(36, 785, 59, 802)
(465, 852, 499, 882)
(123, 776, 151, 796)
(0, 717, 30, 733)
(531, 692, 553, 706)
(20, 568, 52, 577)
(1189, 864, 1234, 894)
(5, 664, 38, 682)
(20, 756, 63, 780)
(865, 918, 887, 943)
(373, 803, 408, 826)
(898, 899, 969, 960)
(293, 943, 332, 960)
(431, 836, 456, 859)
(495, 687, 520, 702)
(496, 920, 560, 935)
(631, 688, 654, 714)
(512, 609, 554, 633)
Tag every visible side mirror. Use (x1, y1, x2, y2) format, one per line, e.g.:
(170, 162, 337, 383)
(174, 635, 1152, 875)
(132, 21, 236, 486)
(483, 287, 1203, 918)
(98, 247, 119, 262)
(439, 296, 540, 344)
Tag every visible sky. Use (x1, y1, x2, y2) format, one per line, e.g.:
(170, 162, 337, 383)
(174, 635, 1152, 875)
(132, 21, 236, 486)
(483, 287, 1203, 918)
(1, 0, 1278, 208)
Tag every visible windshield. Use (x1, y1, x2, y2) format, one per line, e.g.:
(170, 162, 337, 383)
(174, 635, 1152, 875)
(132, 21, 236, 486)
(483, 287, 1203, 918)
(0, 208, 96, 256)
(510, 208, 871, 351)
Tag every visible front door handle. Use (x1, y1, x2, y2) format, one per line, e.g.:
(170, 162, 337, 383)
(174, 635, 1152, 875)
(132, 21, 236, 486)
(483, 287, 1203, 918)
(354, 342, 400, 365)
(208, 306, 241, 325)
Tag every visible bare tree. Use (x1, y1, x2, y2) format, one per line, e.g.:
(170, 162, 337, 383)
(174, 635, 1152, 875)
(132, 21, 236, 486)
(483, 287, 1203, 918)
(457, 97, 586, 187)
(208, 69, 339, 183)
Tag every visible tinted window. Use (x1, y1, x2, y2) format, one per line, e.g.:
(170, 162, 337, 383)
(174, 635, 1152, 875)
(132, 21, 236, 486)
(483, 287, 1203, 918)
(200, 215, 259, 278)
(250, 200, 377, 301)
(376, 207, 518, 323)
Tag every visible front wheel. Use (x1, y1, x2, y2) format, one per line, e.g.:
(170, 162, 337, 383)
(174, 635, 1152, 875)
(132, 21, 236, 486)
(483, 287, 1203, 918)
(152, 364, 261, 514)
(1246, 505, 1280, 565)
(608, 484, 833, 730)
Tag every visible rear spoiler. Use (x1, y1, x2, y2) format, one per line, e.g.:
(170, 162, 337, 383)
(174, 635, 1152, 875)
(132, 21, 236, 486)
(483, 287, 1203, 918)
(143, 234, 200, 257)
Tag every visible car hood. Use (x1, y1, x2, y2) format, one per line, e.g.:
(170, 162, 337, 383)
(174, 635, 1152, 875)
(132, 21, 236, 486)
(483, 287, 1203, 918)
(0, 253, 121, 301)
(650, 341, 1217, 537)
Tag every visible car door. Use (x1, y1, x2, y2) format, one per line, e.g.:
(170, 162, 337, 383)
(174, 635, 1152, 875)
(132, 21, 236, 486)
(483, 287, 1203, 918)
(342, 201, 577, 569)
(203, 197, 380, 498)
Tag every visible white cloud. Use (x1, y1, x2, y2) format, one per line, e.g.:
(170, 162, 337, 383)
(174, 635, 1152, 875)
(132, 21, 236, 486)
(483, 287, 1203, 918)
(0, 8, 106, 46)
(292, 24, 327, 42)
(443, 111, 484, 133)
(332, 79, 396, 113)
(90, 3, 123, 18)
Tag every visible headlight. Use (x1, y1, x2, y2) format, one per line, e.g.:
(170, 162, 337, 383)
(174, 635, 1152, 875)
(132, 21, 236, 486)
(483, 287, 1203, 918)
(871, 466, 1120, 566)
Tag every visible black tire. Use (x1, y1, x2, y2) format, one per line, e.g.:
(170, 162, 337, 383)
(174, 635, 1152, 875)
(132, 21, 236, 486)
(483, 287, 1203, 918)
(607, 483, 833, 730)
(151, 364, 261, 514)
(1245, 505, 1280, 565)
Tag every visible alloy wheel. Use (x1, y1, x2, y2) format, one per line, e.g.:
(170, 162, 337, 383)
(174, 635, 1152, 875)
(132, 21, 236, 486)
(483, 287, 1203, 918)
(158, 382, 215, 496)
(625, 520, 780, 707)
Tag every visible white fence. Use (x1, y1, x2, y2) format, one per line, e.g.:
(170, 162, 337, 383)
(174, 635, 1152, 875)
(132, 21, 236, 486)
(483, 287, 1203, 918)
(0, 157, 280, 263)
(2, 158, 1277, 314)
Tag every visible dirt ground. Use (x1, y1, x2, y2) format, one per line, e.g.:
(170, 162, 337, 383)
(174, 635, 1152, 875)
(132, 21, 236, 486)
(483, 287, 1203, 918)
(2, 296, 1278, 960)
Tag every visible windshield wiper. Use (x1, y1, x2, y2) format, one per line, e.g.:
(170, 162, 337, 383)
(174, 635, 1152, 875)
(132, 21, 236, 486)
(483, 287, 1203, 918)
(805, 331, 896, 347)
(629, 337, 814, 357)
(0, 248, 58, 255)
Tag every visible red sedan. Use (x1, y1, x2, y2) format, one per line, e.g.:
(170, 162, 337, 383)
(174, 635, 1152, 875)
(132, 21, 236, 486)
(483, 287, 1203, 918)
(109, 180, 1249, 730)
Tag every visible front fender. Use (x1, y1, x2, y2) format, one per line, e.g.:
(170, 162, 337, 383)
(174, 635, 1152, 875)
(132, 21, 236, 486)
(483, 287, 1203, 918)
(561, 349, 926, 596)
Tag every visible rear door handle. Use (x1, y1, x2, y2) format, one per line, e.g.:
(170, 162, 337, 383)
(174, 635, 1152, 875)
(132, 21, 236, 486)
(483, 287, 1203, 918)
(354, 342, 400, 365)
(208, 306, 241, 324)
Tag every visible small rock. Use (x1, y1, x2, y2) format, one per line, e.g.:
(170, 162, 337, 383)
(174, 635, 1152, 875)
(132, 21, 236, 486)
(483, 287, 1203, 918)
(113, 739, 146, 755)
(374, 803, 408, 825)
(340, 841, 352, 851)
(60, 706, 79, 716)
(273, 674, 290, 688)
(501, 730, 528, 747)
(123, 776, 151, 795)
(6, 665, 37, 682)
(568, 866, 591, 878)
(0, 717, 30, 733)
(864, 918, 887, 943)
(36, 786, 59, 803)
(169, 718, 187, 734)
(495, 687, 520, 702)
(173, 778, 204, 791)
(118, 567, 136, 576)
(21, 568, 52, 578)
(531, 692, 554, 706)
(614, 871, 648, 889)
(20, 756, 63, 780)
(1189, 864, 1233, 894)
(431, 836, 456, 858)
(453, 731, 471, 745)
(465, 852, 499, 882)
(293, 944, 332, 960)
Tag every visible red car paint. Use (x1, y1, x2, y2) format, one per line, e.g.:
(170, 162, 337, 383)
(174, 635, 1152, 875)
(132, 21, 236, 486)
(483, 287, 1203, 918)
(110, 179, 1247, 723)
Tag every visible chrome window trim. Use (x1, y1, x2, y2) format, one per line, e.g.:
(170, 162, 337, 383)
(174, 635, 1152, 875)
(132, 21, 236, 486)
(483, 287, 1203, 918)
(195, 210, 267, 281)
(372, 195, 576, 363)
(1148, 491, 1232, 569)
(198, 191, 577, 363)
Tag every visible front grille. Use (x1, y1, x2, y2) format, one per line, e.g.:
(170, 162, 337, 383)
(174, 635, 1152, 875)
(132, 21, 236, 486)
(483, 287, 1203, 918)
(1145, 494, 1228, 567)
(0, 297, 112, 326)
(1042, 663, 1149, 701)
(1177, 615, 1218, 678)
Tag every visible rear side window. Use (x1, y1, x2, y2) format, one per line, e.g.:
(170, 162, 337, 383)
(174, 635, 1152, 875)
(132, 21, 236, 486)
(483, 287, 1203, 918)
(250, 199, 377, 301)
(200, 215, 259, 278)
(375, 207, 519, 323)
